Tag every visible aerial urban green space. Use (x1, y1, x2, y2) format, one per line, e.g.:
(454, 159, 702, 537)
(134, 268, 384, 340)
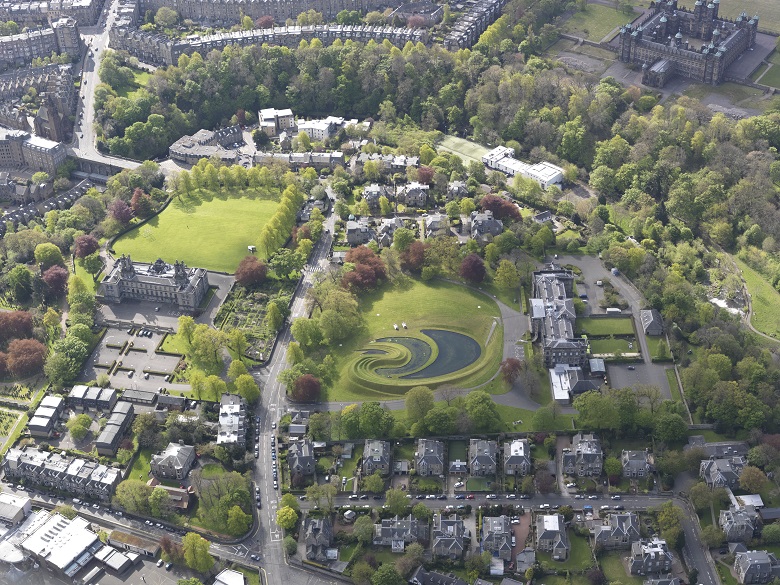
(113, 190, 279, 272)
(326, 280, 503, 401)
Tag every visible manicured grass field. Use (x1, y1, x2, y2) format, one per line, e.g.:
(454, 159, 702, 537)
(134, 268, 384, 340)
(449, 440, 467, 461)
(646, 336, 670, 359)
(589, 337, 636, 355)
(735, 258, 780, 339)
(130, 448, 152, 481)
(562, 4, 636, 41)
(328, 279, 503, 401)
(683, 82, 767, 112)
(75, 260, 99, 294)
(717, 0, 780, 34)
(437, 135, 490, 164)
(113, 189, 280, 272)
(115, 69, 151, 99)
(600, 553, 643, 585)
(200, 463, 225, 479)
(666, 368, 683, 404)
(576, 317, 634, 336)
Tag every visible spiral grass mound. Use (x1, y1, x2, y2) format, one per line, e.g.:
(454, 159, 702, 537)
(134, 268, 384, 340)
(331, 280, 504, 400)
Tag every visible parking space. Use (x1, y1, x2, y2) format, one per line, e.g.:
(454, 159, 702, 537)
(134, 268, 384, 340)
(606, 362, 672, 399)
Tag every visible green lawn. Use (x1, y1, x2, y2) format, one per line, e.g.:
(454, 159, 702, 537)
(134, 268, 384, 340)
(735, 258, 780, 339)
(646, 336, 670, 361)
(589, 337, 636, 355)
(495, 403, 576, 432)
(114, 69, 151, 99)
(339, 445, 362, 485)
(449, 440, 467, 461)
(326, 279, 504, 401)
(200, 463, 225, 478)
(113, 189, 280, 272)
(717, 561, 739, 585)
(74, 260, 99, 294)
(716, 0, 780, 34)
(562, 4, 635, 41)
(683, 83, 767, 112)
(394, 442, 416, 462)
(437, 135, 489, 164)
(756, 53, 780, 89)
(130, 448, 153, 481)
(236, 567, 260, 585)
(576, 317, 635, 336)
(540, 575, 591, 585)
(339, 543, 357, 561)
(666, 368, 683, 404)
(600, 552, 643, 585)
(466, 476, 495, 491)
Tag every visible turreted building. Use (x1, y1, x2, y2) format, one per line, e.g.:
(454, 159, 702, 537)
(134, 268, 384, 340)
(618, 0, 758, 87)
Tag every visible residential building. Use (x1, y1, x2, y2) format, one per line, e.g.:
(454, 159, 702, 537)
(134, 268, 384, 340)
(446, 180, 467, 201)
(168, 125, 241, 164)
(95, 401, 134, 456)
(516, 549, 536, 574)
(0, 127, 66, 174)
(214, 569, 246, 585)
(304, 517, 333, 562)
(68, 385, 118, 411)
(155, 394, 187, 413)
(720, 507, 759, 543)
(536, 514, 569, 560)
(449, 458, 468, 475)
(533, 210, 553, 224)
(431, 514, 469, 560)
(470, 210, 503, 241)
(376, 217, 405, 248)
(288, 439, 316, 477)
(735, 551, 780, 584)
(259, 107, 294, 136)
(416, 439, 445, 477)
(3, 448, 120, 500)
(618, 0, 758, 88)
(363, 440, 391, 476)
(629, 538, 673, 575)
(482, 146, 564, 189)
(217, 394, 246, 446)
(622, 450, 652, 478)
(363, 183, 391, 214)
(503, 438, 531, 476)
(150, 442, 196, 480)
(562, 432, 603, 477)
(0, 0, 104, 26)
(297, 116, 344, 141)
(531, 268, 588, 369)
(444, 0, 507, 50)
(469, 439, 498, 477)
(346, 217, 373, 246)
(482, 515, 512, 560)
(549, 364, 599, 405)
(120, 388, 157, 405)
(640, 309, 664, 336)
(0, 492, 31, 525)
(701, 456, 746, 488)
(686, 436, 749, 459)
(591, 513, 640, 550)
(409, 567, 468, 585)
(255, 150, 345, 171)
(19, 512, 103, 579)
(100, 255, 210, 312)
(424, 213, 449, 238)
(373, 514, 428, 552)
(645, 579, 682, 585)
(146, 478, 192, 509)
(397, 181, 429, 208)
(27, 395, 64, 438)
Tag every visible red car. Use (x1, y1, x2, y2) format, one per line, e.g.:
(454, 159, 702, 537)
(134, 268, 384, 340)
(466, 494, 475, 500)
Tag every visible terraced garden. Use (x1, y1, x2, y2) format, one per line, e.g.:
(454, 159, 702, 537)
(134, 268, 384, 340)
(326, 280, 503, 401)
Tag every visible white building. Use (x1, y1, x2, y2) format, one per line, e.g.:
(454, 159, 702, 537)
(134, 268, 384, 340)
(482, 146, 564, 189)
(297, 116, 344, 141)
(0, 492, 31, 526)
(19, 512, 102, 579)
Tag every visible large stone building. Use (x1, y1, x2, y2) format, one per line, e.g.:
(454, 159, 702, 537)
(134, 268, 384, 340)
(100, 256, 210, 312)
(0, 0, 104, 26)
(0, 127, 67, 173)
(168, 125, 241, 164)
(618, 0, 758, 88)
(217, 393, 247, 447)
(0, 17, 80, 71)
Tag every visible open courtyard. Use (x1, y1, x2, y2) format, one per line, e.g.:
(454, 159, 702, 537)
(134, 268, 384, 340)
(326, 279, 504, 401)
(112, 189, 280, 272)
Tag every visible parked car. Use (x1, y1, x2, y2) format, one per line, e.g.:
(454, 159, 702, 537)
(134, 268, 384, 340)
(454, 481, 464, 488)
(455, 494, 465, 500)
(588, 495, 599, 499)
(466, 494, 475, 500)
(611, 495, 621, 500)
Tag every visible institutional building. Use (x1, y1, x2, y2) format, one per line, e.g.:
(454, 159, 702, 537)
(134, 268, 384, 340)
(100, 255, 210, 312)
(619, 0, 759, 87)
(482, 146, 564, 189)
(168, 125, 241, 165)
(0, 127, 67, 174)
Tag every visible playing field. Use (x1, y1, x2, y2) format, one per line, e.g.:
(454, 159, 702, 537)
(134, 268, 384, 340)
(112, 190, 279, 272)
(328, 279, 504, 401)
(562, 4, 636, 41)
(735, 258, 780, 340)
(576, 316, 635, 336)
(437, 135, 490, 164)
(717, 0, 780, 34)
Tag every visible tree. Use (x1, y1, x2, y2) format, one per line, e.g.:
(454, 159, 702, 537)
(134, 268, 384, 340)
(270, 248, 305, 279)
(235, 374, 261, 404)
(353, 514, 375, 544)
(227, 505, 252, 535)
(362, 471, 385, 493)
(178, 315, 196, 345)
(740, 465, 769, 493)
(34, 242, 64, 270)
(54, 504, 77, 519)
(494, 259, 520, 289)
(155, 6, 178, 26)
(83, 252, 103, 279)
(276, 506, 298, 530)
(6, 265, 33, 302)
(464, 391, 500, 432)
(762, 524, 780, 544)
(178, 580, 204, 585)
(109, 199, 133, 224)
(280, 492, 300, 512)
(235, 256, 268, 287)
(265, 302, 284, 332)
(688, 482, 712, 512)
(700, 525, 725, 548)
(385, 488, 409, 516)
(283, 535, 297, 555)
(352, 561, 375, 585)
(460, 253, 486, 283)
(393, 227, 416, 251)
(405, 386, 434, 425)
(396, 542, 425, 578)
(7, 339, 47, 377)
(291, 374, 321, 402)
(412, 502, 432, 521)
(189, 325, 226, 368)
(42, 265, 69, 298)
(73, 235, 99, 258)
(149, 487, 172, 518)
(228, 359, 249, 381)
(113, 480, 152, 514)
(130, 188, 154, 218)
(66, 413, 92, 440)
(500, 358, 523, 384)
(359, 402, 393, 438)
(371, 564, 404, 585)
(45, 335, 89, 385)
(604, 456, 623, 480)
(132, 412, 160, 449)
(182, 532, 214, 573)
(229, 328, 248, 359)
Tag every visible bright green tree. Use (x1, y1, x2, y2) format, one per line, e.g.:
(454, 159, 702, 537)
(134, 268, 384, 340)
(182, 532, 214, 573)
(276, 506, 298, 530)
